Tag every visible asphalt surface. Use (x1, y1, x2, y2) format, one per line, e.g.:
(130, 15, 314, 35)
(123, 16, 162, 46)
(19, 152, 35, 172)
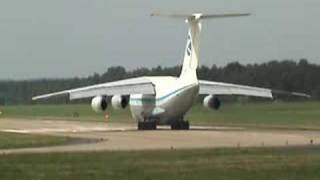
(0, 118, 319, 154)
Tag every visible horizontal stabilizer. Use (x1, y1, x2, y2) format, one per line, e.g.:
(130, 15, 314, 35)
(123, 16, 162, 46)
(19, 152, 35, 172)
(151, 12, 250, 21)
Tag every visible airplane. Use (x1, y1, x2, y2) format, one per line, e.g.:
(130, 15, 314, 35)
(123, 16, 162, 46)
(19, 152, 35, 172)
(33, 13, 310, 130)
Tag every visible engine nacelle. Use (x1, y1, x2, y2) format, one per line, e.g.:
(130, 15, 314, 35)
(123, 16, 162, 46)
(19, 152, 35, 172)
(91, 96, 108, 113)
(111, 95, 129, 110)
(203, 95, 221, 110)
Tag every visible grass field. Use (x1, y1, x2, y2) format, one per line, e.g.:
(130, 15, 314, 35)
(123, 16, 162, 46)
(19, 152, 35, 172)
(1, 101, 320, 129)
(0, 132, 71, 149)
(0, 104, 132, 122)
(0, 146, 320, 180)
(188, 101, 320, 129)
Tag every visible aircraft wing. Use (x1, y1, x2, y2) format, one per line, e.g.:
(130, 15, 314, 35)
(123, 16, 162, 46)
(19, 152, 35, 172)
(199, 80, 310, 98)
(32, 77, 155, 100)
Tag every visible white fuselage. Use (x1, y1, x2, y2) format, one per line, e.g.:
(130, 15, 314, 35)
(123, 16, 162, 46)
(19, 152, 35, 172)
(130, 15, 203, 125)
(129, 76, 199, 125)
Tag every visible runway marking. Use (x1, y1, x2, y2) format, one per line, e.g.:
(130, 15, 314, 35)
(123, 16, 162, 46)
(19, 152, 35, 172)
(1, 127, 131, 134)
(0, 125, 246, 134)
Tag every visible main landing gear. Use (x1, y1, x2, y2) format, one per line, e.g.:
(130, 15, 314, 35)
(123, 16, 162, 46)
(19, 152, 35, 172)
(170, 121, 190, 130)
(137, 119, 190, 130)
(138, 121, 157, 130)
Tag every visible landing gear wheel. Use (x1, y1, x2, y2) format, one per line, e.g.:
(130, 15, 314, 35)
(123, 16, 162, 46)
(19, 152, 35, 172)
(138, 121, 157, 130)
(184, 121, 190, 130)
(171, 121, 190, 130)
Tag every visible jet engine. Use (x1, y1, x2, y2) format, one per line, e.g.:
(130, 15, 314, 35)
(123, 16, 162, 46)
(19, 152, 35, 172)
(203, 95, 221, 110)
(91, 96, 108, 113)
(111, 95, 129, 110)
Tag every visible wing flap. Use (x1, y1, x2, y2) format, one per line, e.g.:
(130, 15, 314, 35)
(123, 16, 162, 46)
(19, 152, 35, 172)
(32, 77, 155, 101)
(199, 80, 273, 98)
(199, 80, 310, 98)
(69, 82, 154, 100)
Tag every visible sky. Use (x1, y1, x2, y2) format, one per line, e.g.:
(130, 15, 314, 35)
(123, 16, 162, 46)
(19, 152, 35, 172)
(0, 0, 319, 79)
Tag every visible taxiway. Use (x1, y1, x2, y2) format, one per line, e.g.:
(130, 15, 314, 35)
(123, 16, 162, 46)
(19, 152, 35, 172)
(0, 118, 318, 154)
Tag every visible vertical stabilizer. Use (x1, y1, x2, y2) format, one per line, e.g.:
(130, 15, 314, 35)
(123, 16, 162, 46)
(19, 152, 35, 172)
(180, 14, 203, 81)
(151, 12, 250, 82)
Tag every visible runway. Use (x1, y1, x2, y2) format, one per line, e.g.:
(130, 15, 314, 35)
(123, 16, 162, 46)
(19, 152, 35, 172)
(0, 118, 319, 154)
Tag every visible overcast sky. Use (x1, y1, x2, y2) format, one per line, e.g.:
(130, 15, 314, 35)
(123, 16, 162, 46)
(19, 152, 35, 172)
(0, 0, 319, 79)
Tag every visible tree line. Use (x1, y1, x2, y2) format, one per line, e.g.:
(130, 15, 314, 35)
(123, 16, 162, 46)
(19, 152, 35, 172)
(0, 59, 318, 105)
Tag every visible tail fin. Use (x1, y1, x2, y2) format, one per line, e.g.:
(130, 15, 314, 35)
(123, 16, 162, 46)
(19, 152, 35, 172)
(151, 13, 250, 81)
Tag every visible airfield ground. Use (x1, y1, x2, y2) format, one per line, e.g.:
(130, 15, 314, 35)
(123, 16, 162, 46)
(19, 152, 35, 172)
(0, 131, 71, 149)
(0, 102, 320, 152)
(0, 101, 319, 179)
(0, 118, 319, 154)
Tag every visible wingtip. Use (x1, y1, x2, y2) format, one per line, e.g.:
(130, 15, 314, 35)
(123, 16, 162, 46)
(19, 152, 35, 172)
(291, 92, 312, 98)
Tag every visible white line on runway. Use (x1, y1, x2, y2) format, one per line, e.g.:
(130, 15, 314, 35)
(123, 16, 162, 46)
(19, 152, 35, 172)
(0, 127, 131, 134)
(0, 125, 245, 134)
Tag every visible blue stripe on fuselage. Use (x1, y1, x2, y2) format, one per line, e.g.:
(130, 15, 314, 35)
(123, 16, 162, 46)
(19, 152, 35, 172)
(130, 84, 196, 104)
